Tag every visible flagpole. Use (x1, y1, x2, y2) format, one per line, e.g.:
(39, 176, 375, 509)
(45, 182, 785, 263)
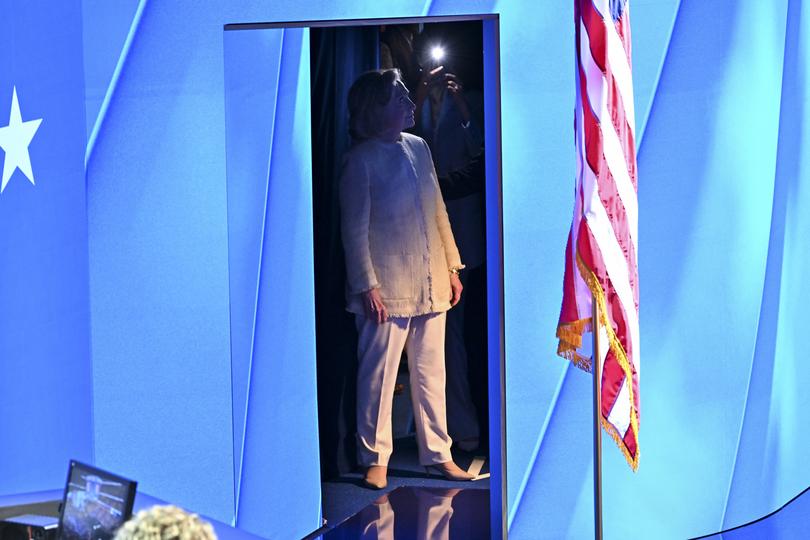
(592, 294, 603, 540)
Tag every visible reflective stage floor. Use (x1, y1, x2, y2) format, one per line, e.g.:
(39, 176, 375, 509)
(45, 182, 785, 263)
(314, 435, 491, 539)
(315, 486, 489, 540)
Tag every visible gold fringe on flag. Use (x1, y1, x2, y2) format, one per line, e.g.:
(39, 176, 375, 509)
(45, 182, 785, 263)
(556, 317, 593, 371)
(555, 253, 640, 471)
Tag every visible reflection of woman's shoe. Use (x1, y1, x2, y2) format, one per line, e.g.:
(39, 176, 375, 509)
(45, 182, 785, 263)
(424, 461, 476, 481)
(363, 465, 388, 489)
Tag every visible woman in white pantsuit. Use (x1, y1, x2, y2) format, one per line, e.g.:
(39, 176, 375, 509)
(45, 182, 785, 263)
(340, 69, 475, 489)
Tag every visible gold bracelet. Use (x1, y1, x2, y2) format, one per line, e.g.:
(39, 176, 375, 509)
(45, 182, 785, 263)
(449, 267, 461, 275)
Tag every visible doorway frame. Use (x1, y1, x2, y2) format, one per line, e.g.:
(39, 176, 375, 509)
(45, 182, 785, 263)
(225, 14, 506, 539)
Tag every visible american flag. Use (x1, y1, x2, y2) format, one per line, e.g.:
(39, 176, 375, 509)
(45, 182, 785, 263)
(557, 0, 640, 470)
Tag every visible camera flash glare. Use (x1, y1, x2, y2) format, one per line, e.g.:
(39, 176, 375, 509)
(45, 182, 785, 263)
(430, 46, 445, 62)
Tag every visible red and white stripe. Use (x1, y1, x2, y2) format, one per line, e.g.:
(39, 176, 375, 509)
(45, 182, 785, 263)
(558, 0, 641, 470)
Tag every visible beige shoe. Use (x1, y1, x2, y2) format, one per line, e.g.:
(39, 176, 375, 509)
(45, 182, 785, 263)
(424, 461, 475, 481)
(363, 465, 388, 489)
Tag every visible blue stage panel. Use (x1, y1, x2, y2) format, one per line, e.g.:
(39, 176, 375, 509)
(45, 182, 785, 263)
(722, 0, 810, 530)
(492, 2, 577, 524)
(223, 24, 286, 501)
(507, 367, 596, 539)
(86, 1, 235, 523)
(80, 0, 141, 140)
(224, 26, 323, 538)
(0, 0, 93, 495)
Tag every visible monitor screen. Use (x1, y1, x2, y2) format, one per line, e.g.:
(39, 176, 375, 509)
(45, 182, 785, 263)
(57, 460, 137, 540)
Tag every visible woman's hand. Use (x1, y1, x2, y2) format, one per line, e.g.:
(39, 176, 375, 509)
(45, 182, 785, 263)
(450, 273, 463, 307)
(363, 288, 388, 324)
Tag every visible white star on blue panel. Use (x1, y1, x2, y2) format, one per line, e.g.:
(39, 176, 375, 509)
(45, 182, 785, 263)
(0, 86, 43, 193)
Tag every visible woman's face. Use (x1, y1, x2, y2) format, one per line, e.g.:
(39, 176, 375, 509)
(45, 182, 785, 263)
(378, 80, 416, 137)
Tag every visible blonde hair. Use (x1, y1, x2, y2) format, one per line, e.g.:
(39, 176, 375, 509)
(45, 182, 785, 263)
(347, 68, 402, 141)
(113, 505, 217, 540)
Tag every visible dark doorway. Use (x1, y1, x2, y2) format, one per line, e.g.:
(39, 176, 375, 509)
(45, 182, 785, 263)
(309, 19, 492, 527)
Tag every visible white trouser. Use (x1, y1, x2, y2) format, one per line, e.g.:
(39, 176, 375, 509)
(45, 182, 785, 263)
(356, 312, 453, 466)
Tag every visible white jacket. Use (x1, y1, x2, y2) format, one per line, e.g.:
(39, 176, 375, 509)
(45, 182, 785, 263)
(339, 132, 463, 317)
